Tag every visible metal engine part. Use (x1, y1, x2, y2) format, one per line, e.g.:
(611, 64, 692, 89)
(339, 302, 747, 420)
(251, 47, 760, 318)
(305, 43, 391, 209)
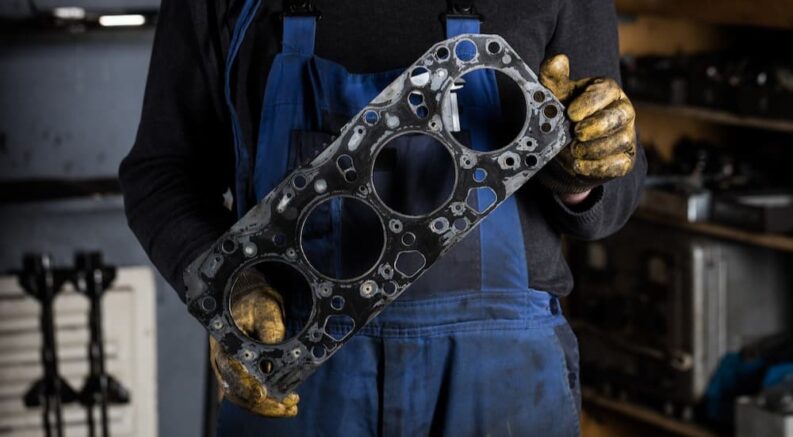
(184, 34, 571, 399)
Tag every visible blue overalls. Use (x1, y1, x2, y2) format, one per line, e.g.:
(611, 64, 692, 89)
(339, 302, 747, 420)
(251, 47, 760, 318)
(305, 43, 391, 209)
(219, 3, 581, 435)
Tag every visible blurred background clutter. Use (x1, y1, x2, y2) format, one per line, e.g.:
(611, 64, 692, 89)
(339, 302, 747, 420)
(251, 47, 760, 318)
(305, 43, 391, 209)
(1, 0, 792, 436)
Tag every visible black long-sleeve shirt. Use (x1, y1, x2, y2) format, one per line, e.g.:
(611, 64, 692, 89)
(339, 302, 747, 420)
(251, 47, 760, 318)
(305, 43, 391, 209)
(119, 0, 646, 301)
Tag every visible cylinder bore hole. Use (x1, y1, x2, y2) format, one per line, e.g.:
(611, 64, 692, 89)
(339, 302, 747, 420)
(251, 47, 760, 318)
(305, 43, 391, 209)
(230, 261, 313, 345)
(373, 133, 455, 216)
(301, 196, 385, 280)
(448, 69, 527, 152)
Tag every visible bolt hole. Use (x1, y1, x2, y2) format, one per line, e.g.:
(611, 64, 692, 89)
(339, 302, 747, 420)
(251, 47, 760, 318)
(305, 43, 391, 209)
(345, 170, 358, 182)
(525, 154, 539, 167)
(453, 218, 468, 231)
(416, 105, 429, 118)
(543, 105, 559, 119)
(473, 168, 487, 182)
(221, 239, 236, 254)
(541, 123, 552, 133)
(293, 175, 307, 189)
(364, 110, 379, 124)
(533, 91, 545, 103)
(505, 156, 516, 167)
(455, 39, 477, 62)
(401, 232, 416, 246)
(409, 67, 431, 87)
(487, 41, 502, 54)
(436, 46, 450, 60)
(408, 92, 423, 106)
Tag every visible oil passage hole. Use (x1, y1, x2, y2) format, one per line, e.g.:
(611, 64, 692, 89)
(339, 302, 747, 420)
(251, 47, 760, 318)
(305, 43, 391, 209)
(312, 345, 326, 359)
(330, 295, 345, 310)
(337, 155, 354, 171)
(408, 92, 424, 106)
(230, 262, 312, 345)
(325, 315, 355, 341)
(533, 91, 546, 103)
(301, 196, 385, 280)
(410, 67, 430, 87)
(260, 359, 273, 374)
(473, 168, 487, 182)
(466, 187, 498, 214)
(395, 250, 426, 278)
(541, 123, 552, 133)
(448, 69, 527, 151)
(344, 170, 358, 182)
(415, 106, 429, 119)
(373, 133, 455, 216)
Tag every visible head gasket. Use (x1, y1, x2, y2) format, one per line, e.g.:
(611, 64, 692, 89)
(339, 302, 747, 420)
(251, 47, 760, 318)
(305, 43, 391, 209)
(184, 34, 571, 399)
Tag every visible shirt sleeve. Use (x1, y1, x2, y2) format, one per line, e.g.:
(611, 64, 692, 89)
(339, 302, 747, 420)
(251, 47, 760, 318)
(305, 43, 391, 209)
(119, 0, 236, 300)
(541, 0, 647, 241)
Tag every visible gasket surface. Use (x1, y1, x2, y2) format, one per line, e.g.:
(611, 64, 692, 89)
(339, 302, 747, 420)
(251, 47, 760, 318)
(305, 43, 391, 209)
(184, 34, 571, 399)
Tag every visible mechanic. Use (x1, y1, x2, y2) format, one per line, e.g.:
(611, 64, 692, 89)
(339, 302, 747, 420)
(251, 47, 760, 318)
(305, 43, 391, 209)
(119, 0, 646, 435)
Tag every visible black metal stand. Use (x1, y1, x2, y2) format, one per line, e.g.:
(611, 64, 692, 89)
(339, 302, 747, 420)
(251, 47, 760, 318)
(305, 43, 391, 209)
(72, 252, 130, 437)
(19, 253, 78, 437)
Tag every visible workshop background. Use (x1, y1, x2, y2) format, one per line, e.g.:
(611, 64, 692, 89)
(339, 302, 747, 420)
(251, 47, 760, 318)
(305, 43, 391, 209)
(1, 1, 792, 436)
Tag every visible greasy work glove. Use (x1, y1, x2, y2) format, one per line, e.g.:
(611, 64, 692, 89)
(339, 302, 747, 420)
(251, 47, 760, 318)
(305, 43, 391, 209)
(538, 54, 637, 195)
(209, 270, 299, 417)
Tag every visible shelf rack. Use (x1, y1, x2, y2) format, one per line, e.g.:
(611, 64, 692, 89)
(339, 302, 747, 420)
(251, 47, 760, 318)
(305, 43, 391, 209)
(635, 102, 793, 134)
(583, 389, 718, 437)
(633, 210, 793, 253)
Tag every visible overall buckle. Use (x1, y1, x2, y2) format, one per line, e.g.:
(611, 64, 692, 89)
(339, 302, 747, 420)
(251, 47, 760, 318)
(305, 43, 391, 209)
(444, 1, 484, 21)
(282, 0, 322, 19)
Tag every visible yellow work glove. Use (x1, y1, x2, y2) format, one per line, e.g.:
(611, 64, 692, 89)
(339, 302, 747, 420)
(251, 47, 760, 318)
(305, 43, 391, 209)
(209, 270, 299, 417)
(538, 54, 637, 194)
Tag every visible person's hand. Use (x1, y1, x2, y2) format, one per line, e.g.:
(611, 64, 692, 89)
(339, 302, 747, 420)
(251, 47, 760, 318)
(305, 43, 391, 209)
(538, 54, 637, 201)
(209, 270, 299, 417)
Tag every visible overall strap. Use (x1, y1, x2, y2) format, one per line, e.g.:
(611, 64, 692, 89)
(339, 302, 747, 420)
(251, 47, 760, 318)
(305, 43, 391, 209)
(282, 16, 317, 55)
(225, 0, 263, 216)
